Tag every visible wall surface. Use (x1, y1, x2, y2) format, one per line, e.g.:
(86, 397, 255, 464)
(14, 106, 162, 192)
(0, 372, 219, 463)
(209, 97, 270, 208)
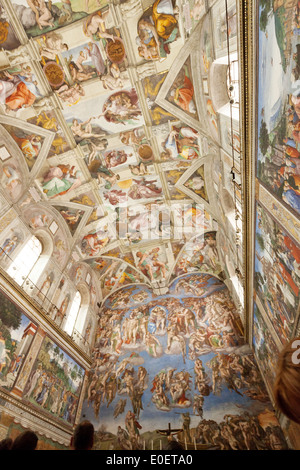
(252, 0, 300, 446)
(81, 273, 287, 450)
(0, 284, 87, 446)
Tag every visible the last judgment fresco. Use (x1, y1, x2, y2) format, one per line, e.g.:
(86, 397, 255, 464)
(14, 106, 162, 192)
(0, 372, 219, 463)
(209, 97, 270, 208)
(82, 273, 287, 450)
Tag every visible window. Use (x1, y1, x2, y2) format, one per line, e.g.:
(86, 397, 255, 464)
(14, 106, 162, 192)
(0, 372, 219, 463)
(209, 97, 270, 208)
(74, 304, 88, 337)
(7, 235, 42, 286)
(64, 291, 81, 336)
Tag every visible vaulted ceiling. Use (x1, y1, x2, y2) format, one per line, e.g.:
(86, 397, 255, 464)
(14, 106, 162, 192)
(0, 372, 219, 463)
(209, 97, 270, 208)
(0, 0, 242, 305)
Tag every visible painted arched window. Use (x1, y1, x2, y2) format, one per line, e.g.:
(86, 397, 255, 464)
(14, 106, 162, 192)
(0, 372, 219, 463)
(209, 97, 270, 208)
(64, 291, 81, 336)
(7, 235, 42, 286)
(231, 274, 244, 307)
(74, 303, 89, 338)
(210, 53, 239, 122)
(227, 59, 239, 110)
(28, 230, 53, 285)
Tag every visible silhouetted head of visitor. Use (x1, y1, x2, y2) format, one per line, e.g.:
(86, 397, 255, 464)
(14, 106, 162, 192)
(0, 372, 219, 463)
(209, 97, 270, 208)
(0, 438, 13, 450)
(274, 337, 300, 424)
(70, 420, 94, 450)
(11, 431, 38, 450)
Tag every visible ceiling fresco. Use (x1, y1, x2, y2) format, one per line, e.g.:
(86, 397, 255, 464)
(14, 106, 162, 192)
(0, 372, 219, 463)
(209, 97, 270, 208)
(0, 0, 299, 450)
(0, 0, 242, 303)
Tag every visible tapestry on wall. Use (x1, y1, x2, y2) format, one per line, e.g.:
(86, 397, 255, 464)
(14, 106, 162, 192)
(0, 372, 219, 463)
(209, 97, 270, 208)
(0, 289, 37, 391)
(256, 0, 300, 217)
(254, 201, 300, 345)
(253, 301, 280, 396)
(23, 336, 85, 426)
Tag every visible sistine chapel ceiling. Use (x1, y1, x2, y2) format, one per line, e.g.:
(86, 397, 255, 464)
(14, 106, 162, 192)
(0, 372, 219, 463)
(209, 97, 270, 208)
(0, 0, 243, 308)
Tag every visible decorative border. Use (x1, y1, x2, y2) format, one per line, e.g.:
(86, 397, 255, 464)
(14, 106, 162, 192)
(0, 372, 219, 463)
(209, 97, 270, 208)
(248, 1, 300, 446)
(239, 0, 255, 344)
(0, 388, 72, 445)
(253, 200, 300, 346)
(175, 154, 220, 219)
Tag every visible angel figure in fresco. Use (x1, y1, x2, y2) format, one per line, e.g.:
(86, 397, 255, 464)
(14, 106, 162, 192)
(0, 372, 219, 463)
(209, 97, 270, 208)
(166, 322, 186, 363)
(151, 373, 170, 408)
(136, 247, 167, 281)
(0, 70, 38, 111)
(100, 90, 142, 125)
(105, 149, 131, 169)
(168, 65, 196, 115)
(27, 0, 54, 31)
(86, 139, 109, 164)
(0, 234, 19, 259)
(81, 227, 110, 256)
(39, 32, 68, 61)
(35, 112, 58, 131)
(144, 331, 161, 357)
(89, 161, 120, 188)
(71, 118, 106, 141)
(56, 83, 85, 106)
(137, 365, 148, 390)
(184, 174, 205, 192)
(114, 398, 127, 419)
(128, 177, 162, 200)
(69, 62, 94, 83)
(1, 165, 22, 198)
(84, 42, 106, 77)
(74, 50, 89, 73)
(42, 164, 82, 198)
(206, 99, 218, 132)
(117, 426, 132, 450)
(83, 10, 115, 41)
(194, 358, 207, 386)
(104, 189, 127, 206)
(60, 209, 83, 229)
(161, 126, 200, 160)
(150, 306, 167, 332)
(101, 63, 125, 90)
(190, 0, 205, 21)
(180, 206, 211, 230)
(129, 162, 148, 176)
(11, 133, 42, 169)
(37, 272, 53, 300)
(120, 128, 146, 146)
(136, 0, 179, 61)
(54, 293, 70, 325)
(131, 387, 144, 419)
(29, 214, 49, 229)
(182, 412, 192, 443)
(189, 328, 208, 360)
(105, 372, 118, 407)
